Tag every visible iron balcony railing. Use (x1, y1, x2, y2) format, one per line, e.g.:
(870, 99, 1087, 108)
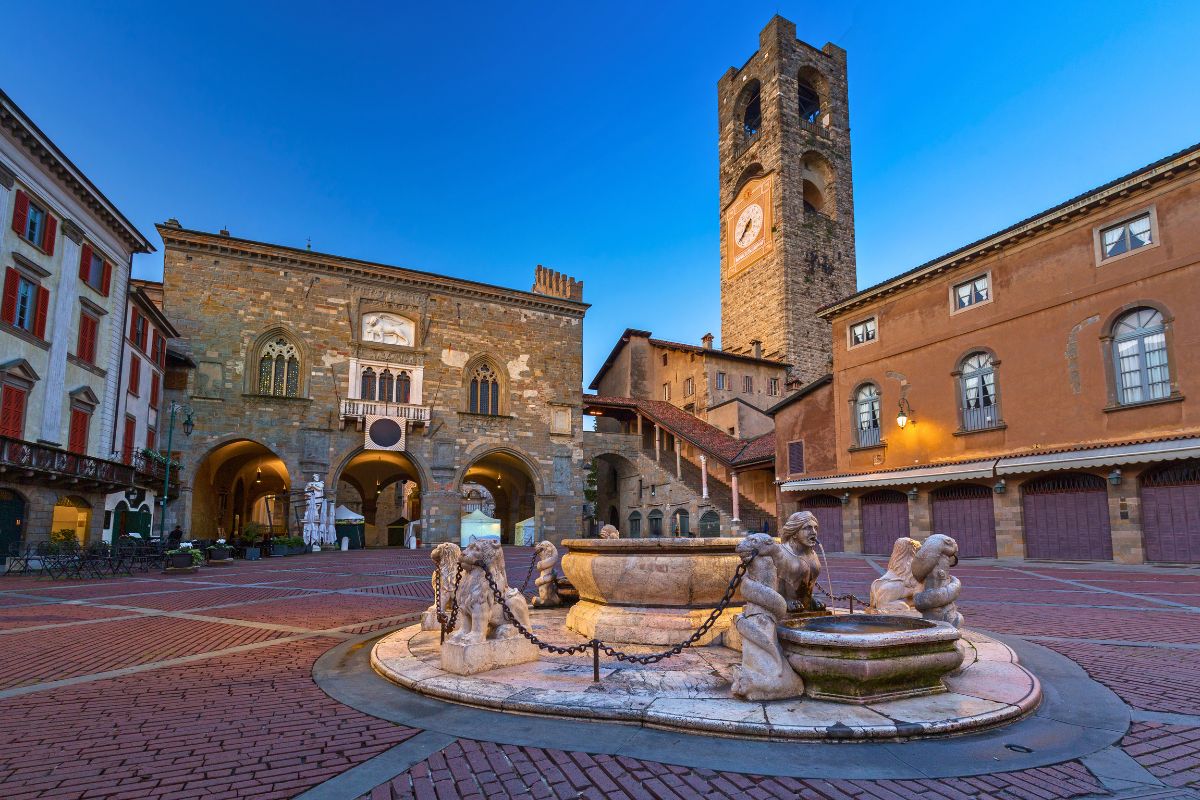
(963, 402, 1001, 432)
(0, 436, 138, 489)
(857, 425, 881, 448)
(340, 399, 431, 422)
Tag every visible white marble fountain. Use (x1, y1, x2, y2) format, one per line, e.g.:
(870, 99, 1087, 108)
(372, 514, 1040, 741)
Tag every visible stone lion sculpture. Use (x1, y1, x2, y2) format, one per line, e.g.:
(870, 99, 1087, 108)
(448, 539, 532, 644)
(911, 534, 963, 628)
(730, 533, 806, 701)
(868, 537, 922, 614)
(422, 542, 461, 631)
(598, 524, 620, 539)
(777, 511, 825, 614)
(531, 540, 562, 608)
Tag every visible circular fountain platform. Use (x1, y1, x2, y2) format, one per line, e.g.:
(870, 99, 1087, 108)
(371, 609, 1040, 741)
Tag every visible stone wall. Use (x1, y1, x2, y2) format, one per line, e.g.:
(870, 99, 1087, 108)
(158, 225, 587, 546)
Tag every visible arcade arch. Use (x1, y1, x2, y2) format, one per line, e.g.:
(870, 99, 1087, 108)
(191, 439, 291, 538)
(335, 449, 423, 547)
(459, 449, 541, 545)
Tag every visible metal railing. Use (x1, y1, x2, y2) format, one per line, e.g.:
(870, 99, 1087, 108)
(340, 399, 431, 422)
(0, 436, 136, 489)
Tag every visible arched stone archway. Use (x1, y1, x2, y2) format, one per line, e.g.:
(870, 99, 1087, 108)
(591, 452, 639, 536)
(334, 449, 424, 547)
(457, 448, 542, 545)
(190, 439, 292, 538)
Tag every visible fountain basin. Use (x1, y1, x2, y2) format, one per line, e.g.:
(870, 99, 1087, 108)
(561, 537, 744, 646)
(779, 614, 963, 704)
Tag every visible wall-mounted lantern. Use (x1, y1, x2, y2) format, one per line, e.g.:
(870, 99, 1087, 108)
(1108, 469, 1123, 486)
(896, 397, 915, 429)
(993, 479, 1007, 494)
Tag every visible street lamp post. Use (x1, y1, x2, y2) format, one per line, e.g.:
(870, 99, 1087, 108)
(158, 402, 195, 542)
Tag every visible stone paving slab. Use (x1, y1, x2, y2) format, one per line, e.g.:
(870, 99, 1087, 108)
(371, 613, 1040, 741)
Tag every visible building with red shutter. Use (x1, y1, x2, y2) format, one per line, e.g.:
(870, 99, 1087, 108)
(101, 279, 180, 542)
(0, 88, 157, 555)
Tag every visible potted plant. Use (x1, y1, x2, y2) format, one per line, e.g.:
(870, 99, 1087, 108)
(289, 535, 306, 556)
(240, 523, 264, 561)
(165, 542, 203, 571)
(207, 538, 232, 564)
(269, 536, 288, 557)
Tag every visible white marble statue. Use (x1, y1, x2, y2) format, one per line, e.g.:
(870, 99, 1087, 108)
(422, 542, 462, 631)
(531, 540, 562, 608)
(730, 533, 806, 701)
(598, 524, 620, 540)
(869, 537, 923, 614)
(448, 539, 532, 644)
(777, 511, 825, 614)
(303, 474, 324, 543)
(912, 534, 964, 628)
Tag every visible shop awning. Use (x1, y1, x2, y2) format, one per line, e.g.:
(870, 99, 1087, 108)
(780, 460, 995, 493)
(995, 437, 1200, 475)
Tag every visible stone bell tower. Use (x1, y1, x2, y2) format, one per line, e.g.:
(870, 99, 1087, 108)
(718, 15, 856, 384)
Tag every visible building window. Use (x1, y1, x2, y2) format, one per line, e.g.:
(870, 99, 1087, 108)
(849, 318, 877, 348)
(397, 371, 411, 403)
(959, 352, 1000, 430)
(68, 407, 90, 455)
(79, 245, 110, 295)
(122, 416, 136, 464)
(1, 268, 48, 337)
(769, 377, 780, 396)
(787, 440, 805, 475)
(77, 311, 99, 364)
(797, 80, 821, 124)
(741, 81, 762, 139)
(648, 509, 664, 537)
(1112, 307, 1170, 405)
(360, 367, 377, 400)
(378, 369, 394, 402)
(684, 377, 694, 397)
(854, 384, 881, 447)
(0, 385, 28, 440)
(257, 337, 300, 397)
(149, 375, 160, 409)
(146, 427, 156, 452)
(469, 363, 500, 415)
(716, 372, 726, 390)
(953, 275, 990, 311)
(12, 191, 56, 254)
(628, 511, 642, 538)
(1100, 212, 1153, 261)
(743, 375, 753, 393)
(662, 382, 671, 401)
(661, 353, 668, 366)
(129, 309, 149, 352)
(128, 355, 141, 396)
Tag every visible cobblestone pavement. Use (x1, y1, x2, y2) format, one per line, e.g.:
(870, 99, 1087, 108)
(0, 548, 1195, 799)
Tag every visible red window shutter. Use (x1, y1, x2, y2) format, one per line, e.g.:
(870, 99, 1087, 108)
(787, 440, 805, 474)
(149, 376, 160, 409)
(139, 320, 148, 352)
(128, 309, 138, 343)
(78, 314, 97, 363)
(33, 286, 49, 339)
(1, 268, 17, 325)
(146, 428, 156, 451)
(122, 416, 136, 463)
(129, 355, 141, 395)
(100, 261, 112, 296)
(43, 214, 56, 255)
(79, 244, 93, 282)
(0, 386, 27, 440)
(68, 409, 89, 454)
(11, 191, 28, 236)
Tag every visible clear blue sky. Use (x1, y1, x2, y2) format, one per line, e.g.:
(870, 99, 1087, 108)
(4, 1, 1199, 388)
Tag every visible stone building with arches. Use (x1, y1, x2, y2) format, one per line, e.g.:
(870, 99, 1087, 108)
(157, 223, 586, 546)
(775, 140, 1200, 564)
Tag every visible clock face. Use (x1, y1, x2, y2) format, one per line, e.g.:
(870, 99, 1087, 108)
(734, 203, 764, 249)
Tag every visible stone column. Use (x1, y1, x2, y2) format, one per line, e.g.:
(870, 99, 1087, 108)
(731, 471, 741, 523)
(654, 424, 660, 462)
(992, 482, 1025, 559)
(699, 454, 709, 499)
(674, 440, 682, 480)
(39, 220, 83, 446)
(1107, 470, 1144, 564)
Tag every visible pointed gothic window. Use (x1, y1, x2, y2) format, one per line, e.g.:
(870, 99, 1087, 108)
(378, 369, 394, 403)
(360, 367, 376, 401)
(397, 371, 411, 404)
(469, 363, 500, 415)
(257, 337, 300, 397)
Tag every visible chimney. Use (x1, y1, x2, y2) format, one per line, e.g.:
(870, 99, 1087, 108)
(701, 333, 714, 350)
(163, 218, 182, 229)
(751, 339, 762, 359)
(219, 228, 231, 237)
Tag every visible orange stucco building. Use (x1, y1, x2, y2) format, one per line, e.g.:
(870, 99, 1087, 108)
(775, 142, 1200, 564)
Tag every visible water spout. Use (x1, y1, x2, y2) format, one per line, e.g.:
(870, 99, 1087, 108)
(816, 541, 836, 610)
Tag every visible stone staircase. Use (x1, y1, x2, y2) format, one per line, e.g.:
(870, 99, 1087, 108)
(639, 447, 774, 533)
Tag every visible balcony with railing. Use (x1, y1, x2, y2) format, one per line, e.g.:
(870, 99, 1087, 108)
(0, 436, 138, 491)
(340, 399, 431, 423)
(131, 451, 183, 496)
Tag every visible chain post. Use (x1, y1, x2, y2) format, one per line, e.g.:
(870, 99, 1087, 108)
(592, 640, 600, 682)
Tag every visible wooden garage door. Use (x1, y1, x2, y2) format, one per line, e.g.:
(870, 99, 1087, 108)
(1141, 460, 1200, 564)
(1022, 473, 1112, 561)
(860, 490, 909, 555)
(931, 484, 997, 558)
(800, 494, 844, 552)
